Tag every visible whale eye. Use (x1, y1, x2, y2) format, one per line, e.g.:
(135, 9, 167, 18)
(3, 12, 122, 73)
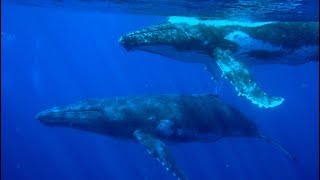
(156, 120, 174, 136)
(202, 40, 210, 46)
(51, 107, 60, 112)
(148, 115, 156, 121)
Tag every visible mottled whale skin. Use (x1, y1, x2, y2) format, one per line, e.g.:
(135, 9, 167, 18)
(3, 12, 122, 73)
(119, 18, 319, 109)
(36, 94, 295, 180)
(119, 17, 319, 65)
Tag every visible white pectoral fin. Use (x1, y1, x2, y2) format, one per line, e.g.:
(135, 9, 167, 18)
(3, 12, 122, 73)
(133, 129, 187, 180)
(213, 48, 284, 108)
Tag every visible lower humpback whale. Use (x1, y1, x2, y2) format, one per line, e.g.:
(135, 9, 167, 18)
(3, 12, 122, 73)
(36, 94, 295, 180)
(119, 17, 319, 109)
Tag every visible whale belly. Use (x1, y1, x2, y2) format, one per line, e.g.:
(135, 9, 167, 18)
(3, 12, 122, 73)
(225, 30, 319, 65)
(236, 45, 319, 65)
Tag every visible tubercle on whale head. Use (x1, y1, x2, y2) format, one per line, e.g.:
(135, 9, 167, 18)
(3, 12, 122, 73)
(118, 22, 204, 52)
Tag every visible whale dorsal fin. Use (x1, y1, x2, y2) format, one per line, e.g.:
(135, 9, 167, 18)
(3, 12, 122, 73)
(134, 129, 187, 180)
(212, 48, 284, 108)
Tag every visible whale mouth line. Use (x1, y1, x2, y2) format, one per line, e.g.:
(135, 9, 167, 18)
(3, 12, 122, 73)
(36, 109, 102, 122)
(39, 109, 101, 115)
(58, 110, 100, 113)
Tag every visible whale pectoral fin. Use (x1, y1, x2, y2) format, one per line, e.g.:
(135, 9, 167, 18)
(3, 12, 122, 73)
(133, 129, 187, 180)
(213, 48, 284, 108)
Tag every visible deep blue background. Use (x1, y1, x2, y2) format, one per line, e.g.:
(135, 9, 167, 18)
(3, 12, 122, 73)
(1, 4, 319, 180)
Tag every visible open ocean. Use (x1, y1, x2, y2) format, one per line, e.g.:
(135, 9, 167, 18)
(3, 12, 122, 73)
(1, 1, 319, 180)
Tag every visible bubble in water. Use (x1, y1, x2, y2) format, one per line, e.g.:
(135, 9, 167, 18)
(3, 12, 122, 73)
(1, 32, 16, 47)
(16, 163, 21, 169)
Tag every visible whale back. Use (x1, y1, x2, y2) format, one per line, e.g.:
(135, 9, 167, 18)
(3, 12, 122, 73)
(171, 94, 259, 138)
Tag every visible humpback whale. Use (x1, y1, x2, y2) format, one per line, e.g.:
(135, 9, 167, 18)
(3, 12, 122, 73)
(36, 94, 296, 180)
(119, 17, 319, 109)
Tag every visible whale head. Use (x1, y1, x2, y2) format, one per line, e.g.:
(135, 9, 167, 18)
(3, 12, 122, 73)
(119, 22, 220, 63)
(36, 100, 107, 132)
(119, 23, 196, 50)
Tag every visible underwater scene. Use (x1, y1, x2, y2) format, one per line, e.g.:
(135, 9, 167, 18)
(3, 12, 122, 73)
(1, 0, 319, 180)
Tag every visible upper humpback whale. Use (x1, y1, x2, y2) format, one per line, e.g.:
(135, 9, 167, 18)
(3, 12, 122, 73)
(36, 94, 295, 180)
(119, 17, 319, 109)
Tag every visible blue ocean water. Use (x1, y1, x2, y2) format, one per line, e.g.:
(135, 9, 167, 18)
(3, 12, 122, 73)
(1, 2, 319, 180)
